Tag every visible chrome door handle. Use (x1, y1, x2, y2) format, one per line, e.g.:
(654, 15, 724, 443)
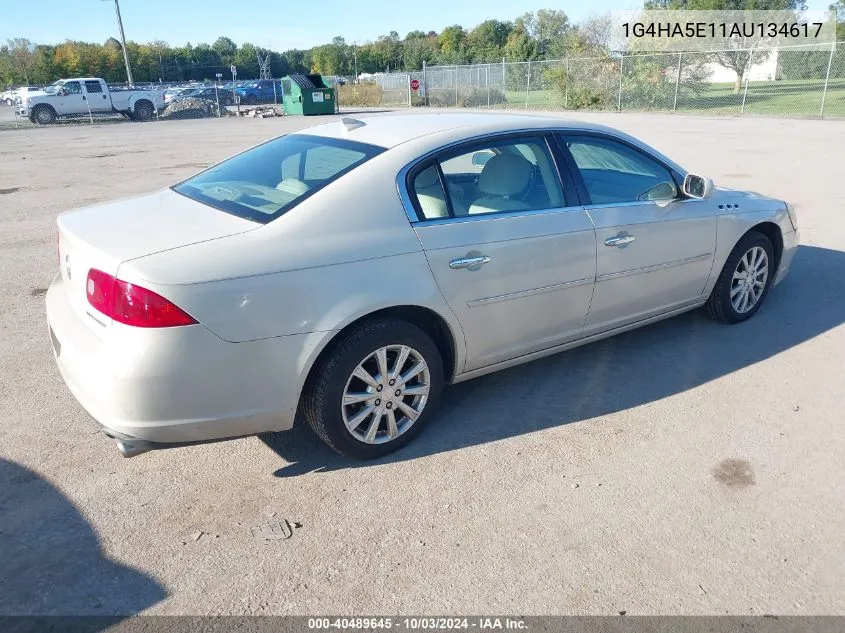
(604, 235, 635, 247)
(449, 255, 491, 270)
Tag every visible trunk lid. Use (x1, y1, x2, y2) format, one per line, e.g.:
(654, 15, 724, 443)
(56, 188, 257, 335)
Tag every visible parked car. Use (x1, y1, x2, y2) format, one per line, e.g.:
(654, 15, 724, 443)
(18, 78, 165, 124)
(3, 85, 41, 106)
(173, 86, 235, 107)
(235, 79, 282, 105)
(164, 88, 194, 105)
(45, 113, 799, 460)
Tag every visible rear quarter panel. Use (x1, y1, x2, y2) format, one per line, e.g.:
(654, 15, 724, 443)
(116, 150, 467, 367)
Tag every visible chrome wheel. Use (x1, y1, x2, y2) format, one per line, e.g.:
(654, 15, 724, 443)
(731, 246, 769, 314)
(341, 345, 431, 445)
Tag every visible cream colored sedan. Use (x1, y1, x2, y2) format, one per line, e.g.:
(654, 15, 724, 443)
(46, 113, 799, 459)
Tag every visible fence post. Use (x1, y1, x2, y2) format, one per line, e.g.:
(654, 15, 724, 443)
(564, 58, 569, 109)
(455, 64, 459, 107)
(740, 52, 753, 114)
(423, 60, 428, 107)
(407, 74, 412, 108)
(617, 54, 624, 112)
(525, 60, 531, 109)
(502, 57, 506, 102)
(486, 64, 490, 108)
(820, 43, 835, 117)
(673, 52, 682, 112)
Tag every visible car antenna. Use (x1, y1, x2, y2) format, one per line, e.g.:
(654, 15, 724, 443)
(341, 116, 366, 132)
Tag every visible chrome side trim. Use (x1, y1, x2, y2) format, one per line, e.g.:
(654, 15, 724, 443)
(451, 300, 705, 384)
(467, 277, 593, 308)
(595, 253, 712, 283)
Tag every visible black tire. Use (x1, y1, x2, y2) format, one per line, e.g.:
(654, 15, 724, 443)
(302, 318, 444, 460)
(704, 230, 775, 324)
(4, 98, 12, 107)
(32, 105, 56, 125)
(133, 100, 154, 121)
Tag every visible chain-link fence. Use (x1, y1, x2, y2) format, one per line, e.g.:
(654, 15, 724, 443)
(6, 41, 843, 128)
(341, 41, 844, 118)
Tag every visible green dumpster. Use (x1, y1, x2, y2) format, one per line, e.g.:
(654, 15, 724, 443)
(281, 74, 335, 116)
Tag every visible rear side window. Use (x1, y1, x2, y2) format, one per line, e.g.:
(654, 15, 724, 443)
(410, 135, 565, 220)
(84, 81, 103, 93)
(173, 134, 384, 223)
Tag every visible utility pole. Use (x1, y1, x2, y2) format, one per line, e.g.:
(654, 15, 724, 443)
(108, 0, 134, 85)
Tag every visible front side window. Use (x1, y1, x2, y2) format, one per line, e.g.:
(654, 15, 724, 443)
(173, 134, 384, 223)
(412, 136, 565, 219)
(561, 135, 678, 205)
(62, 81, 81, 95)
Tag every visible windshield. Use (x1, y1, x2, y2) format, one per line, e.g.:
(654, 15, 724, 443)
(172, 134, 385, 224)
(43, 81, 64, 94)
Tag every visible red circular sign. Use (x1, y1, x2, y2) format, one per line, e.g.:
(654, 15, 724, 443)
(410, 79, 420, 91)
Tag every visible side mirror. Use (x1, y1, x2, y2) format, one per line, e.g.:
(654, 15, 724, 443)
(682, 173, 714, 199)
(471, 151, 493, 168)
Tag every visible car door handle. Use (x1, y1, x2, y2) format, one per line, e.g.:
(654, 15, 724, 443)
(449, 255, 491, 269)
(604, 235, 636, 247)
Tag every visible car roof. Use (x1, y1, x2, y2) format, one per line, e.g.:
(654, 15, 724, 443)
(301, 112, 621, 149)
(300, 112, 687, 175)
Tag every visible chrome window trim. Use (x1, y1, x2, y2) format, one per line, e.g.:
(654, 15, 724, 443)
(396, 126, 677, 225)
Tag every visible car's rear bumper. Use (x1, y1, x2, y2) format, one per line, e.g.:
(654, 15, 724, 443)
(45, 273, 326, 447)
(775, 228, 799, 286)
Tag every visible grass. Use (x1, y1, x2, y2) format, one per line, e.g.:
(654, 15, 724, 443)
(497, 77, 845, 117)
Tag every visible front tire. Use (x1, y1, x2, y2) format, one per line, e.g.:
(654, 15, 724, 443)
(32, 105, 56, 125)
(704, 230, 775, 324)
(302, 319, 444, 460)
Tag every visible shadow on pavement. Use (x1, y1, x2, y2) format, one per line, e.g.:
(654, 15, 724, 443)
(262, 245, 845, 476)
(0, 458, 166, 624)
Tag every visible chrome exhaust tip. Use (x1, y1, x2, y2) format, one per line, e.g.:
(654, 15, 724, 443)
(114, 438, 155, 458)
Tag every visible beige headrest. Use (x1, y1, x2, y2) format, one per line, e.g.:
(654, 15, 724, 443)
(478, 154, 532, 196)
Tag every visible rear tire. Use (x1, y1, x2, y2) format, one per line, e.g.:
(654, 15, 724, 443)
(32, 105, 56, 125)
(133, 100, 154, 121)
(704, 231, 775, 324)
(302, 318, 444, 460)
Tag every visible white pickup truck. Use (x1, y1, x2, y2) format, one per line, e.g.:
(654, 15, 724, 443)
(17, 77, 165, 124)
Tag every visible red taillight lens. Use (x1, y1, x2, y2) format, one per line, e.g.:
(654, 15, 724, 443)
(86, 268, 197, 328)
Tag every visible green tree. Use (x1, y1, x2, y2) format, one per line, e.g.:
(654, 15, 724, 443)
(503, 22, 539, 61)
(438, 25, 467, 63)
(403, 35, 439, 70)
(466, 19, 512, 61)
(518, 9, 571, 57)
(212, 36, 237, 65)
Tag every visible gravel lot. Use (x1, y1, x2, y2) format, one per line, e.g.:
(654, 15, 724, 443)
(1, 109, 844, 616)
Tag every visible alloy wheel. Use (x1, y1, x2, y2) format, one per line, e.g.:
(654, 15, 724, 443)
(731, 246, 769, 314)
(341, 345, 431, 445)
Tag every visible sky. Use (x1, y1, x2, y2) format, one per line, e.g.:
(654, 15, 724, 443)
(1, 0, 835, 50)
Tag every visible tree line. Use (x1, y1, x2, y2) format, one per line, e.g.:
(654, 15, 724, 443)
(1, 1, 842, 87)
(0, 10, 610, 86)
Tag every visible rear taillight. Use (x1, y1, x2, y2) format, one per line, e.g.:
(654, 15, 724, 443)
(86, 268, 197, 328)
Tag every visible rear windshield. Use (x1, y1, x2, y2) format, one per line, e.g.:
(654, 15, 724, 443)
(172, 134, 385, 223)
